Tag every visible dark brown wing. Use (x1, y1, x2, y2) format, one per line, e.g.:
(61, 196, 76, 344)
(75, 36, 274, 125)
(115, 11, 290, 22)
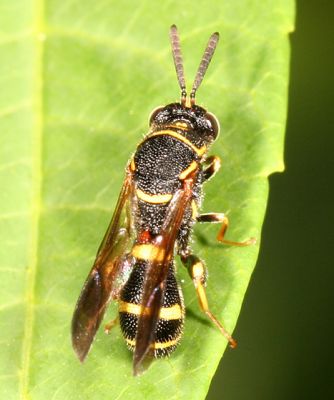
(72, 171, 135, 362)
(133, 177, 195, 376)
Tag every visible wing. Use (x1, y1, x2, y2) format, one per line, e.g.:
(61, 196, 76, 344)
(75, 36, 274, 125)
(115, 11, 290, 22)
(72, 170, 135, 362)
(133, 176, 195, 376)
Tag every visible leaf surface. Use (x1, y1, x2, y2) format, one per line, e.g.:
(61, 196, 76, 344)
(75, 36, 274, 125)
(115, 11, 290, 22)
(0, 1, 294, 399)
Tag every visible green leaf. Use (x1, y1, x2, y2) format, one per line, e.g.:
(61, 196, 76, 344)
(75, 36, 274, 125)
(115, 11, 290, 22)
(0, 0, 294, 399)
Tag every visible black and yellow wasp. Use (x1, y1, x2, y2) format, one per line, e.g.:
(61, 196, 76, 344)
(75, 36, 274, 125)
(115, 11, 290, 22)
(72, 25, 255, 376)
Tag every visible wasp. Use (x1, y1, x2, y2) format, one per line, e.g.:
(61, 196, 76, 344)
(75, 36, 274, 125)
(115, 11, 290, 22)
(72, 25, 255, 376)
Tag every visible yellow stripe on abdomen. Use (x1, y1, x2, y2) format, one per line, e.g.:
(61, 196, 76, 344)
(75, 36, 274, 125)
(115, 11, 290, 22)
(125, 337, 179, 350)
(131, 243, 165, 262)
(119, 301, 182, 320)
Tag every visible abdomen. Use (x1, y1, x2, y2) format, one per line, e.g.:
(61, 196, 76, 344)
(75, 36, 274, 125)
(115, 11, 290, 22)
(119, 259, 185, 357)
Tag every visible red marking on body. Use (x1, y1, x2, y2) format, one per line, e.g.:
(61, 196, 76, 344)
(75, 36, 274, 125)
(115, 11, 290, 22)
(138, 230, 152, 243)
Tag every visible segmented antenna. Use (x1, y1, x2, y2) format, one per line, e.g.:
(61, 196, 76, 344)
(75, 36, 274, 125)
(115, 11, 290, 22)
(170, 25, 219, 107)
(190, 31, 219, 105)
(169, 25, 187, 104)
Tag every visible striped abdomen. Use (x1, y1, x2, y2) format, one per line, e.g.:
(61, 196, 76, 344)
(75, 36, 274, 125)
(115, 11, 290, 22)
(119, 259, 184, 357)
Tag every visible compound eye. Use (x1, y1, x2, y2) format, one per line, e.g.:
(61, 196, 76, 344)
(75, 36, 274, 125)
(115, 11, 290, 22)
(206, 112, 220, 138)
(149, 106, 164, 126)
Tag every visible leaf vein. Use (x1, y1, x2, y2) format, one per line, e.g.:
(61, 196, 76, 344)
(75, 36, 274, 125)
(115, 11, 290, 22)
(19, 1, 45, 398)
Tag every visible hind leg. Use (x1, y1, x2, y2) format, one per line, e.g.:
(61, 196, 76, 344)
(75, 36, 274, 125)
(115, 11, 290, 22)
(180, 252, 237, 348)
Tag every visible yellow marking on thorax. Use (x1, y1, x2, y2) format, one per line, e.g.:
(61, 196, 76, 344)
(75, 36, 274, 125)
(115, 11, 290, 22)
(132, 243, 165, 262)
(119, 301, 182, 320)
(148, 130, 207, 157)
(136, 188, 173, 204)
(179, 160, 198, 180)
(125, 337, 179, 349)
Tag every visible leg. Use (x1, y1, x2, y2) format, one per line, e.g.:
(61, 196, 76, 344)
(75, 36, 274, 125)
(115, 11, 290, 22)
(104, 316, 119, 335)
(202, 155, 221, 181)
(181, 252, 237, 348)
(197, 213, 256, 246)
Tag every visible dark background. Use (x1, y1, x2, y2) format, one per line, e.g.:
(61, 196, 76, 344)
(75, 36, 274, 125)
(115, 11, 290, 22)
(208, 1, 334, 399)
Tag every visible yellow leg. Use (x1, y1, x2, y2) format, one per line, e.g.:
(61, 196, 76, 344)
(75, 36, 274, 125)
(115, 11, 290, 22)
(104, 316, 119, 335)
(197, 213, 256, 246)
(181, 254, 237, 348)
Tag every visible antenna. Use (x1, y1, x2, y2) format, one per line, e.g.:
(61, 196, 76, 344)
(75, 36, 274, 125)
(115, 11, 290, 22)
(170, 25, 219, 107)
(169, 25, 187, 105)
(190, 31, 219, 105)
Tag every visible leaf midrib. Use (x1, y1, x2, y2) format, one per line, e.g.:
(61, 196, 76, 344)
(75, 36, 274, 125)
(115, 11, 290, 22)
(19, 1, 45, 398)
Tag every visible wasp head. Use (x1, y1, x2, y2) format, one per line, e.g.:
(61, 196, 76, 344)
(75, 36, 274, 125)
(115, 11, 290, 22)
(149, 103, 220, 149)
